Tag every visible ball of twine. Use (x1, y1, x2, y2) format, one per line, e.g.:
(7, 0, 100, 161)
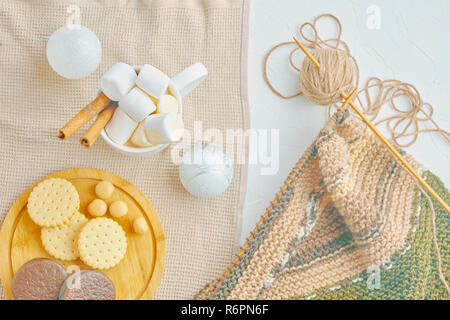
(299, 48, 356, 106)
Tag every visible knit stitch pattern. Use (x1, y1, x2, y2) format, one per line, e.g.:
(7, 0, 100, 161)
(196, 109, 449, 300)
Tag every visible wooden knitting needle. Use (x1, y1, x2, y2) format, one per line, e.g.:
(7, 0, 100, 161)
(293, 36, 450, 213)
(293, 37, 321, 68)
(340, 88, 357, 110)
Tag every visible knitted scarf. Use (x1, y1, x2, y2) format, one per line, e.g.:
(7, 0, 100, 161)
(196, 109, 449, 300)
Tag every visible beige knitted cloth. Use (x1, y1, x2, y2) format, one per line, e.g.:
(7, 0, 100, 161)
(0, 0, 250, 299)
(197, 109, 449, 300)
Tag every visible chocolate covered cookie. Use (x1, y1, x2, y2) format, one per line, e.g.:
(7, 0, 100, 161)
(59, 270, 115, 300)
(12, 258, 67, 300)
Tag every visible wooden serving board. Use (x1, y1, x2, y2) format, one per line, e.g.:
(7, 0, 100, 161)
(0, 168, 165, 300)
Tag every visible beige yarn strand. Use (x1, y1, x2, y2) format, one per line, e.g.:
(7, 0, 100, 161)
(263, 41, 303, 99)
(354, 78, 450, 148)
(418, 184, 450, 296)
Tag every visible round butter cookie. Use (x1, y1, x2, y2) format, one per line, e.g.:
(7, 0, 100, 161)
(41, 211, 88, 260)
(27, 178, 79, 227)
(78, 217, 127, 270)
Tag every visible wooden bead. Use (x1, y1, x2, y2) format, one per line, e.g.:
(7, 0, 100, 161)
(133, 217, 148, 234)
(88, 199, 107, 217)
(109, 200, 128, 218)
(95, 181, 114, 199)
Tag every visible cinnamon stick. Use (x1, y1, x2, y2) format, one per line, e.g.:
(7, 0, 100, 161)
(80, 106, 116, 148)
(58, 92, 110, 140)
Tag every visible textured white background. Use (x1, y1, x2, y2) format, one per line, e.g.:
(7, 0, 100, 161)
(241, 0, 450, 244)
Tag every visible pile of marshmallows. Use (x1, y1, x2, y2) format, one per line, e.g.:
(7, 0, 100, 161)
(101, 63, 184, 147)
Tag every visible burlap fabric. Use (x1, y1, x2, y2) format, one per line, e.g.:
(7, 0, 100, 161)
(0, 0, 250, 299)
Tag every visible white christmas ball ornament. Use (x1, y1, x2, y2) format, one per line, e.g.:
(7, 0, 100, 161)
(179, 142, 233, 198)
(47, 24, 102, 79)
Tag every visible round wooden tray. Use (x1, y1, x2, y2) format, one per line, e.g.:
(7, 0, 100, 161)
(0, 168, 165, 300)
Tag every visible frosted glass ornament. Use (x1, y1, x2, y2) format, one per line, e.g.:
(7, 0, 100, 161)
(179, 142, 233, 198)
(46, 24, 102, 80)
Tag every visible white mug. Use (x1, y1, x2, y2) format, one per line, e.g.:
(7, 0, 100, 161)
(100, 62, 208, 156)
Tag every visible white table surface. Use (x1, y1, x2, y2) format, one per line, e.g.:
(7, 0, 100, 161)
(241, 0, 450, 244)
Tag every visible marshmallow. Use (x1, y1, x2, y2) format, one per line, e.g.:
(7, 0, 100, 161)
(143, 113, 184, 144)
(99, 63, 137, 101)
(157, 94, 179, 114)
(130, 123, 153, 147)
(105, 107, 138, 144)
(119, 87, 156, 122)
(136, 64, 170, 99)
